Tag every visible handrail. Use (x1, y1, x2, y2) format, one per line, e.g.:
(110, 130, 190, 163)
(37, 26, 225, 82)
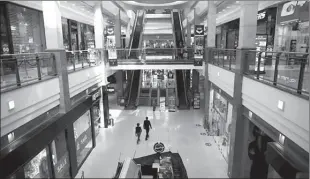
(178, 10, 186, 44)
(1, 52, 57, 90)
(136, 70, 142, 106)
(126, 70, 135, 107)
(128, 10, 139, 58)
(137, 11, 146, 58)
(208, 48, 309, 96)
(182, 70, 189, 107)
(171, 10, 177, 51)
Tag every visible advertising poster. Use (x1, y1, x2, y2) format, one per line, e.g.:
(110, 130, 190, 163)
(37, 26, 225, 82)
(194, 25, 204, 66)
(106, 26, 118, 66)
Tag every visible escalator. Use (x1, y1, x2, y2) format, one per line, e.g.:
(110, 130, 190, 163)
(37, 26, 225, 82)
(172, 11, 184, 48)
(176, 70, 189, 109)
(129, 11, 145, 59)
(125, 70, 141, 110)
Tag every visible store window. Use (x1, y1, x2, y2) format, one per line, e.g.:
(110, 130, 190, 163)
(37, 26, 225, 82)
(0, 3, 11, 54)
(24, 147, 51, 178)
(61, 18, 70, 50)
(50, 131, 71, 178)
(92, 102, 101, 137)
(73, 110, 93, 167)
(8, 3, 45, 53)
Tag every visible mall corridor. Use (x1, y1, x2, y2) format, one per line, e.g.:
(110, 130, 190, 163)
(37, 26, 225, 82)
(75, 95, 228, 178)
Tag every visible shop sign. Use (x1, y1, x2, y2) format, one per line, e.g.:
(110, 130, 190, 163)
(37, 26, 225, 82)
(194, 25, 204, 36)
(193, 92, 200, 109)
(107, 86, 115, 93)
(277, 1, 309, 23)
(76, 127, 92, 155)
(92, 90, 100, 101)
(257, 11, 267, 21)
(106, 26, 115, 36)
(153, 142, 165, 153)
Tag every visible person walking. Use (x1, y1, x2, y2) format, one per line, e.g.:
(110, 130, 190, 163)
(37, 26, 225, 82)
(143, 117, 152, 140)
(135, 123, 142, 144)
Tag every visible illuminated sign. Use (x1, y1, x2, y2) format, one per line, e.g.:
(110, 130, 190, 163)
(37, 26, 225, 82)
(257, 11, 266, 20)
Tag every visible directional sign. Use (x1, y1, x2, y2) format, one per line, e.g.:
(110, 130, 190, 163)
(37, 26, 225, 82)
(153, 142, 165, 153)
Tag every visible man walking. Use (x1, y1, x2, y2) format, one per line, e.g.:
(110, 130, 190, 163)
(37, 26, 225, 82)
(143, 117, 152, 140)
(135, 123, 142, 144)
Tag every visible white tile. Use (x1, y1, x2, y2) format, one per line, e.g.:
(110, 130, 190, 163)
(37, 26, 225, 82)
(75, 103, 228, 178)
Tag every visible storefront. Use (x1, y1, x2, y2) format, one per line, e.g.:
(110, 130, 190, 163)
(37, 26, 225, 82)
(242, 107, 309, 179)
(215, 19, 239, 49)
(274, 1, 309, 53)
(207, 83, 233, 165)
(0, 86, 109, 179)
(0, 2, 46, 54)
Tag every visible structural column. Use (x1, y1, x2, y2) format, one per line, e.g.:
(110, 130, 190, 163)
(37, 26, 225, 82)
(42, 1, 70, 114)
(204, 1, 216, 128)
(227, 1, 258, 178)
(94, 2, 109, 128)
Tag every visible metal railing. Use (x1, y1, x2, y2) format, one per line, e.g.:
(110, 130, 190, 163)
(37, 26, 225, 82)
(209, 48, 237, 70)
(245, 50, 309, 96)
(66, 49, 104, 72)
(1, 52, 57, 90)
(108, 48, 195, 63)
(208, 48, 309, 96)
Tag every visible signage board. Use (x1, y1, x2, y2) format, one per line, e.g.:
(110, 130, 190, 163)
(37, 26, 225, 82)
(153, 142, 165, 153)
(277, 1, 309, 23)
(193, 92, 200, 109)
(194, 25, 204, 36)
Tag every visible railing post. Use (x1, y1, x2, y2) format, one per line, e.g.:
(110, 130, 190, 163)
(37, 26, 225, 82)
(229, 50, 232, 70)
(81, 52, 84, 68)
(15, 57, 21, 86)
(256, 52, 262, 79)
(72, 53, 76, 71)
(36, 54, 42, 80)
(273, 52, 281, 86)
(297, 57, 306, 94)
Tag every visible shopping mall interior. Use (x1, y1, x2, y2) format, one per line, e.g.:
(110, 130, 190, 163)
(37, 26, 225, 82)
(0, 1, 309, 179)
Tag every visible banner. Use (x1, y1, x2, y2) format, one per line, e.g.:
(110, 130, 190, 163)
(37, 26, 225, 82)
(106, 26, 118, 66)
(194, 25, 204, 66)
(277, 1, 309, 23)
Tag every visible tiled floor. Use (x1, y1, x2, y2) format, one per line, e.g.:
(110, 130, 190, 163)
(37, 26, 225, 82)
(75, 99, 228, 178)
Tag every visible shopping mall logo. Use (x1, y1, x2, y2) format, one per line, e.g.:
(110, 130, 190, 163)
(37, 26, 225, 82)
(281, 1, 306, 17)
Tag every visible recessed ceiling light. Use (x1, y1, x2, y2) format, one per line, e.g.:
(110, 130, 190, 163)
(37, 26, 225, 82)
(236, 1, 239, 3)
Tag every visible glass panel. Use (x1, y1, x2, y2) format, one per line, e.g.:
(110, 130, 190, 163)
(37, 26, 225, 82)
(8, 4, 44, 53)
(0, 4, 11, 54)
(92, 102, 101, 137)
(50, 131, 70, 178)
(24, 148, 51, 178)
(73, 110, 93, 167)
(61, 18, 69, 50)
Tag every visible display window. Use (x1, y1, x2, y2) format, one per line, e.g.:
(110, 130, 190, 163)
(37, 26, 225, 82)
(7, 3, 45, 54)
(62, 18, 70, 50)
(73, 110, 93, 167)
(50, 131, 71, 178)
(208, 87, 233, 163)
(80, 23, 95, 50)
(24, 147, 51, 178)
(92, 102, 101, 137)
(0, 4, 11, 54)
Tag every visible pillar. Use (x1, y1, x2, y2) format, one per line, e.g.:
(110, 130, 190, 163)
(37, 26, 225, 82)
(204, 1, 216, 128)
(227, 1, 258, 178)
(102, 86, 110, 128)
(42, 1, 70, 114)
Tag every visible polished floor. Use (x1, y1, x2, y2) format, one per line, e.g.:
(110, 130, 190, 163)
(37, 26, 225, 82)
(75, 96, 228, 178)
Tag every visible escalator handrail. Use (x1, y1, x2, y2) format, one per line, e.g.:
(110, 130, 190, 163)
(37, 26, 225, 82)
(137, 11, 146, 58)
(128, 11, 139, 58)
(136, 70, 142, 106)
(182, 70, 189, 107)
(126, 70, 135, 107)
(178, 10, 186, 44)
(171, 10, 177, 51)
